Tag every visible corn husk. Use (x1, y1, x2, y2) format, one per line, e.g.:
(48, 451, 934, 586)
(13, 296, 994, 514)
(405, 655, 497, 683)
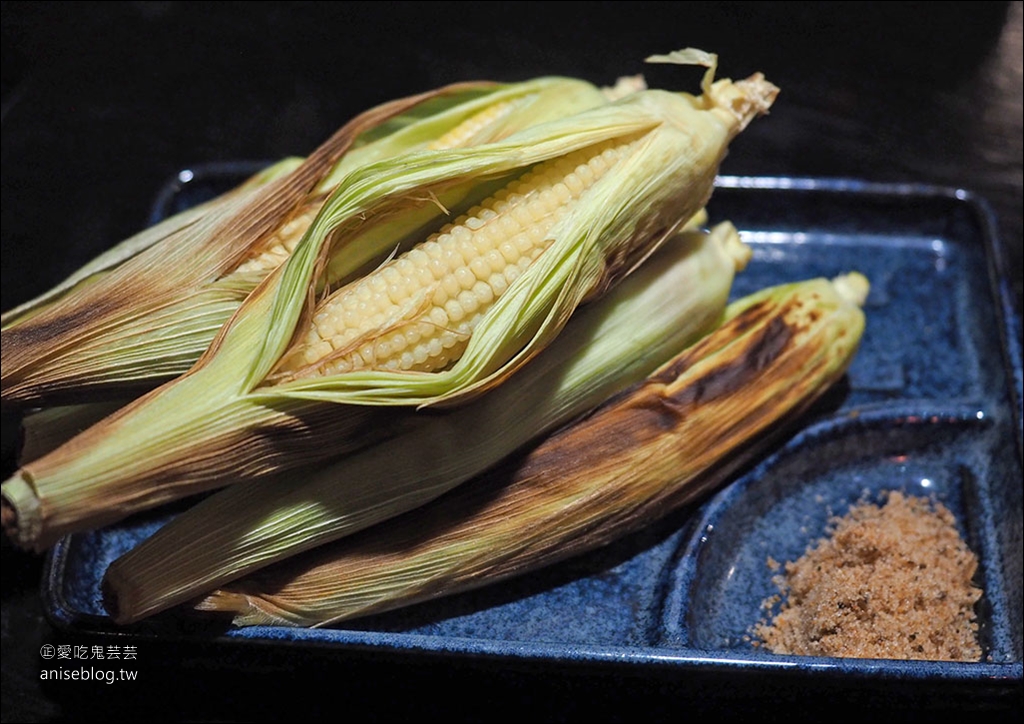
(1, 76, 611, 407)
(192, 273, 868, 627)
(0, 158, 301, 328)
(16, 401, 129, 465)
(2, 51, 778, 552)
(102, 221, 752, 623)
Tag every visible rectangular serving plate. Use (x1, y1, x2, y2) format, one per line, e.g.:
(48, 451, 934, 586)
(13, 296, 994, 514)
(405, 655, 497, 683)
(41, 173, 1023, 695)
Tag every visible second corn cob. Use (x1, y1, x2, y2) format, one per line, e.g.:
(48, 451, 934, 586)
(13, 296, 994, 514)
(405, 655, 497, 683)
(194, 272, 869, 627)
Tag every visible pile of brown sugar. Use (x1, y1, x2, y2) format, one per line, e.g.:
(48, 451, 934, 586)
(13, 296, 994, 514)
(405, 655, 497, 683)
(752, 490, 983, 661)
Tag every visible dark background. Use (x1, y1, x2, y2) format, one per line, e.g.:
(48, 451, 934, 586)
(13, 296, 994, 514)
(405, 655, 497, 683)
(2, 2, 1021, 721)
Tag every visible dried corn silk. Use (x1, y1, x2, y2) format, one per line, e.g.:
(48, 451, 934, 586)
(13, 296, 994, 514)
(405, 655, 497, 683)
(752, 491, 983, 662)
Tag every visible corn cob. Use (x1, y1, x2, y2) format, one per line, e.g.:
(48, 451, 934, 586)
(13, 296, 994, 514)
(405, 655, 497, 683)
(270, 135, 648, 381)
(190, 273, 868, 627)
(1, 76, 610, 407)
(101, 222, 753, 623)
(2, 51, 778, 553)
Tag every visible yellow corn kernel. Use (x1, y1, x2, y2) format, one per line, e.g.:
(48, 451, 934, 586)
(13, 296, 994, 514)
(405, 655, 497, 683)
(276, 136, 640, 380)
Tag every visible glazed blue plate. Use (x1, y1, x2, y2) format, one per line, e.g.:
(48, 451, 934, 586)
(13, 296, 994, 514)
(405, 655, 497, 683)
(41, 171, 1023, 697)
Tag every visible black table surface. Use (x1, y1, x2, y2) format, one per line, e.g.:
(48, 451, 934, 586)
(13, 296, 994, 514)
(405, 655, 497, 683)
(2, 2, 1021, 721)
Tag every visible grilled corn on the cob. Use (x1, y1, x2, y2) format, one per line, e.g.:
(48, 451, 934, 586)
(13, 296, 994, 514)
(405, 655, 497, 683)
(195, 272, 868, 627)
(2, 51, 778, 553)
(1, 76, 610, 406)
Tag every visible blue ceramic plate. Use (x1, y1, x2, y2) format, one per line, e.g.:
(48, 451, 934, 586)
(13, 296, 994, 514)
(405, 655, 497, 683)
(41, 171, 1023, 695)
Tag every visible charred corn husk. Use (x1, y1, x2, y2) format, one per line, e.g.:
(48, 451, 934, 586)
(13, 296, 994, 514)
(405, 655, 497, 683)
(1, 75, 611, 407)
(2, 51, 778, 553)
(101, 223, 753, 623)
(194, 272, 869, 627)
(0, 157, 301, 329)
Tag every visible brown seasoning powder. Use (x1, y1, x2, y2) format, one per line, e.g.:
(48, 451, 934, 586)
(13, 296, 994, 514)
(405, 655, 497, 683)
(752, 491, 983, 661)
